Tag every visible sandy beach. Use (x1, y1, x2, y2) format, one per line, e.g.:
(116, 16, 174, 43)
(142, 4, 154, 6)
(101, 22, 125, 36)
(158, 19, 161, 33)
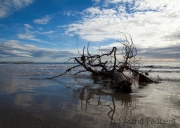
(0, 63, 179, 128)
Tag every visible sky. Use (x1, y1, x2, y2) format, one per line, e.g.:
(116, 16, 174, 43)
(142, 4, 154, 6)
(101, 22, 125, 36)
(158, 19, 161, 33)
(0, 0, 180, 62)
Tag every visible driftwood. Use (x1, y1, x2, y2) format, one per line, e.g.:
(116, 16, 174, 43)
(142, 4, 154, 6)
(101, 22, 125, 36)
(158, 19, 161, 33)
(47, 33, 157, 93)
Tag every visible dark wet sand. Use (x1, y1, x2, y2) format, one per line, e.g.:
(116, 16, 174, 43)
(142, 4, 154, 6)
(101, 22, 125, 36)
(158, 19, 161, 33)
(0, 74, 179, 128)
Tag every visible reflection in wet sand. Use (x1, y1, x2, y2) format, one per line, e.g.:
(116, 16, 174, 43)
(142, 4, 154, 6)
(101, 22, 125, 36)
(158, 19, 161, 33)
(15, 94, 33, 107)
(0, 73, 180, 128)
(73, 82, 136, 123)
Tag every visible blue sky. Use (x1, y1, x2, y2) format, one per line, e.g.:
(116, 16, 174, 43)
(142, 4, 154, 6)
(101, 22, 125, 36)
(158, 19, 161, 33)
(0, 0, 180, 62)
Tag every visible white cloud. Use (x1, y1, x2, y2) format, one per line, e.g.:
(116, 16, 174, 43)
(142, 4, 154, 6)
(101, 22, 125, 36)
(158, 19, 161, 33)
(63, 11, 72, 16)
(18, 33, 34, 39)
(0, 40, 77, 61)
(64, 0, 180, 49)
(18, 33, 55, 45)
(40, 31, 54, 35)
(83, 7, 117, 18)
(0, 0, 34, 18)
(24, 24, 32, 29)
(32, 30, 55, 35)
(133, 0, 177, 12)
(61, 10, 79, 17)
(93, 42, 123, 49)
(0, 40, 32, 57)
(17, 24, 55, 45)
(106, 0, 133, 4)
(92, 0, 101, 4)
(33, 15, 52, 25)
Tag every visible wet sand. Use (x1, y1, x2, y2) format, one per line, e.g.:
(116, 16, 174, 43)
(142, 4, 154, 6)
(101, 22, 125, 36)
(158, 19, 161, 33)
(0, 73, 180, 128)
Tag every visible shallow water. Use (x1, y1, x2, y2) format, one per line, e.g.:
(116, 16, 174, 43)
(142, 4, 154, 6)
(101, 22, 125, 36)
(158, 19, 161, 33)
(0, 62, 180, 128)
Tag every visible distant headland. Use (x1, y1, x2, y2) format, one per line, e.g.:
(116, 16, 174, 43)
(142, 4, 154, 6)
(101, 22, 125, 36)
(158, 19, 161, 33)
(0, 61, 34, 64)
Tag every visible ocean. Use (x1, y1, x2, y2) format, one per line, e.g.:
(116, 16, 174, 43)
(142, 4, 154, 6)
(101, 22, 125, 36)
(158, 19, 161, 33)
(0, 62, 179, 128)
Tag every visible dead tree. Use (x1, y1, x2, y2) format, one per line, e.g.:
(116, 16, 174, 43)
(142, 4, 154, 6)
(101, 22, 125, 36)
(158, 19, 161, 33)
(47, 33, 157, 93)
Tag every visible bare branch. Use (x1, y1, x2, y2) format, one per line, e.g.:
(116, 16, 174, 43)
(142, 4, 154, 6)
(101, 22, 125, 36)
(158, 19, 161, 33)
(47, 65, 80, 79)
(74, 70, 87, 75)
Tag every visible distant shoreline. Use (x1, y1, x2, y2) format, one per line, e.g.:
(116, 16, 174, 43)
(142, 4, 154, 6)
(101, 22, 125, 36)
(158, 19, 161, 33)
(0, 61, 77, 64)
(0, 61, 34, 64)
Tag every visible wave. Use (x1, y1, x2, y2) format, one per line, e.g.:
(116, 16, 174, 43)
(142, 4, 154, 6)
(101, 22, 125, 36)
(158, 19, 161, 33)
(139, 69, 180, 73)
(152, 77, 180, 82)
(161, 78, 180, 82)
(142, 65, 180, 69)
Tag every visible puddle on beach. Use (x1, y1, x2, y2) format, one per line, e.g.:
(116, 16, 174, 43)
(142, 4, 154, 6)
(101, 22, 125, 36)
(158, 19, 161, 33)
(0, 74, 179, 128)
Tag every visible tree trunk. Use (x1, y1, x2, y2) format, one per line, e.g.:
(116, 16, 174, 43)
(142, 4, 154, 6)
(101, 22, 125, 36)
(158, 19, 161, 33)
(111, 70, 132, 93)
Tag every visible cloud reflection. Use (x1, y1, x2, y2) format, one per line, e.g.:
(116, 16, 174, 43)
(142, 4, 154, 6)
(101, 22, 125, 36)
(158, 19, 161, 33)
(15, 94, 33, 107)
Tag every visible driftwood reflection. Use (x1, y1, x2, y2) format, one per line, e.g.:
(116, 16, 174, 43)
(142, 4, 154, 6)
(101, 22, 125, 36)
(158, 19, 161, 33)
(71, 75, 137, 125)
